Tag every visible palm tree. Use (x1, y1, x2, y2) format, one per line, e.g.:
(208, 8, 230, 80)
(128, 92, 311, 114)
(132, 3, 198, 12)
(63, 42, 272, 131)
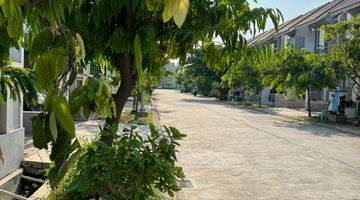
(0, 60, 37, 105)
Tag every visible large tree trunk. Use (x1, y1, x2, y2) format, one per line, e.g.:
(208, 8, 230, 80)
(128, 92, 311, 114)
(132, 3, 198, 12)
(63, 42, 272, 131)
(307, 89, 312, 117)
(101, 53, 135, 146)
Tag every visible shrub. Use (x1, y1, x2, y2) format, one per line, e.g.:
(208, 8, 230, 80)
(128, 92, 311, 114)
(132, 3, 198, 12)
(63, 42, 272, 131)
(48, 125, 186, 200)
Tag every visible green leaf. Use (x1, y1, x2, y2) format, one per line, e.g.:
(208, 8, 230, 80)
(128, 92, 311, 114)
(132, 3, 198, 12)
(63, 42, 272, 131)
(31, 115, 48, 149)
(34, 48, 67, 89)
(169, 127, 186, 140)
(172, 0, 189, 28)
(49, 111, 58, 141)
(55, 148, 81, 187)
(75, 33, 86, 60)
(109, 27, 131, 53)
(69, 139, 81, 153)
(30, 28, 53, 62)
(2, 0, 23, 39)
(145, 0, 156, 11)
(53, 94, 75, 137)
(44, 89, 54, 111)
(134, 33, 144, 83)
(162, 0, 174, 22)
(162, 0, 189, 27)
(149, 124, 159, 138)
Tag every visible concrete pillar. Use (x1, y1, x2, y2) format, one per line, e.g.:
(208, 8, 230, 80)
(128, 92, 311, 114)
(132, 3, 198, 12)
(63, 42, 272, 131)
(261, 88, 271, 105)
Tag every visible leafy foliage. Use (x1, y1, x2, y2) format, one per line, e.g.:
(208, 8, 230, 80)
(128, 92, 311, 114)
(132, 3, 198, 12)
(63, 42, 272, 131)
(222, 62, 263, 101)
(48, 125, 186, 200)
(324, 14, 360, 98)
(0, 0, 282, 193)
(263, 48, 337, 116)
(264, 49, 336, 94)
(177, 49, 223, 97)
(0, 60, 37, 105)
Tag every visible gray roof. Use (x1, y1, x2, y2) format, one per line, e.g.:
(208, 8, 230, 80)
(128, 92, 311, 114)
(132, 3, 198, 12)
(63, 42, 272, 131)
(248, 0, 360, 46)
(248, 29, 276, 45)
(248, 17, 299, 45)
(293, 0, 343, 29)
(329, 0, 360, 14)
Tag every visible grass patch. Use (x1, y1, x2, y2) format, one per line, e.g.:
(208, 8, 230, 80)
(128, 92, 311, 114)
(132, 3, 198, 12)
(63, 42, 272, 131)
(121, 110, 154, 125)
(144, 94, 152, 104)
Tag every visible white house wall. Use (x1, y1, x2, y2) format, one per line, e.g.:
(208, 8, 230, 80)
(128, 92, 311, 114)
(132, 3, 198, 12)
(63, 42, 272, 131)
(0, 129, 24, 179)
(0, 46, 25, 180)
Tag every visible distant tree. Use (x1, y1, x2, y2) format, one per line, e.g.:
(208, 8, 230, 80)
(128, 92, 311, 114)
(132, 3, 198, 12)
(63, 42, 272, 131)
(324, 14, 360, 99)
(264, 49, 337, 117)
(180, 49, 222, 96)
(222, 61, 263, 105)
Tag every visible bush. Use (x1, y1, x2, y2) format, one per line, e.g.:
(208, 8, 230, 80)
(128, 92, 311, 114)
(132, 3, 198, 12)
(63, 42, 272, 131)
(48, 125, 186, 200)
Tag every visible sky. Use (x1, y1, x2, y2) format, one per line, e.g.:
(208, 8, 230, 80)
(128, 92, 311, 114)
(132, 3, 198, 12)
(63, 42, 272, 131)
(250, 0, 331, 31)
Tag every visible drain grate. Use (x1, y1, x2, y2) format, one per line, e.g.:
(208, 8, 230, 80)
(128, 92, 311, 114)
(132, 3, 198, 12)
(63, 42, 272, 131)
(177, 180, 193, 189)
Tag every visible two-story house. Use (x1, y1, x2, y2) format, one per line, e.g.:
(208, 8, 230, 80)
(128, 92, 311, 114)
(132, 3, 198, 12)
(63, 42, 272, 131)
(248, 0, 360, 116)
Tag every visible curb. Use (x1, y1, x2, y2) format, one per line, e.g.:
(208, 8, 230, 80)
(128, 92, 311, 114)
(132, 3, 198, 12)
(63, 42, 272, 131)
(150, 101, 162, 129)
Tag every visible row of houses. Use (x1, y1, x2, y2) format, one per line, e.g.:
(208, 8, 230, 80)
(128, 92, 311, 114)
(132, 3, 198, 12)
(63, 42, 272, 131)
(248, 0, 360, 118)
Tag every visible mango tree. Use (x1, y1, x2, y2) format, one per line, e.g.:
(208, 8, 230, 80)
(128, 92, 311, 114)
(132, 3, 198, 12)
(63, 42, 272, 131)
(64, 0, 282, 145)
(0, 0, 282, 194)
(263, 48, 337, 117)
(222, 61, 263, 105)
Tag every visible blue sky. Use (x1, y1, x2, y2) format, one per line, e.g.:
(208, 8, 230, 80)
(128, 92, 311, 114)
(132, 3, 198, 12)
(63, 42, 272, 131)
(251, 0, 331, 30)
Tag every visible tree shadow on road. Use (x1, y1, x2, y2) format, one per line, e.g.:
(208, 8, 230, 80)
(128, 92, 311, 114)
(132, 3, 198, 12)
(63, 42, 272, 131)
(154, 91, 360, 138)
(272, 121, 360, 138)
(180, 98, 223, 105)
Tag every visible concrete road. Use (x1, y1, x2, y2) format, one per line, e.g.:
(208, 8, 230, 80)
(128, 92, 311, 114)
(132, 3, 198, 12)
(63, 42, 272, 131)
(153, 89, 360, 200)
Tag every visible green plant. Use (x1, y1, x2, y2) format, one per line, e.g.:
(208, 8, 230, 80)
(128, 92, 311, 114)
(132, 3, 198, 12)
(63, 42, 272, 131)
(122, 110, 154, 125)
(178, 48, 224, 97)
(324, 14, 360, 99)
(63, 0, 281, 146)
(263, 48, 337, 117)
(144, 93, 152, 104)
(0, 0, 281, 191)
(0, 60, 37, 105)
(48, 125, 186, 200)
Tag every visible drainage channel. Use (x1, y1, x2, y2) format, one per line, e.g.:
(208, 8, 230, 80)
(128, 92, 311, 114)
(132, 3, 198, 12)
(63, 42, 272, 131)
(0, 189, 28, 200)
(177, 179, 193, 189)
(0, 174, 45, 200)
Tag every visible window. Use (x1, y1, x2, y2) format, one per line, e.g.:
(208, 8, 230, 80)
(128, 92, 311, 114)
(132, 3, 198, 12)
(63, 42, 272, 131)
(271, 42, 277, 51)
(282, 35, 292, 48)
(315, 29, 327, 53)
(9, 47, 23, 64)
(76, 80, 83, 88)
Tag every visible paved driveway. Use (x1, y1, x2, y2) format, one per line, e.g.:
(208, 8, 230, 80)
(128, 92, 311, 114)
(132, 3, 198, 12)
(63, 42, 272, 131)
(153, 89, 360, 200)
